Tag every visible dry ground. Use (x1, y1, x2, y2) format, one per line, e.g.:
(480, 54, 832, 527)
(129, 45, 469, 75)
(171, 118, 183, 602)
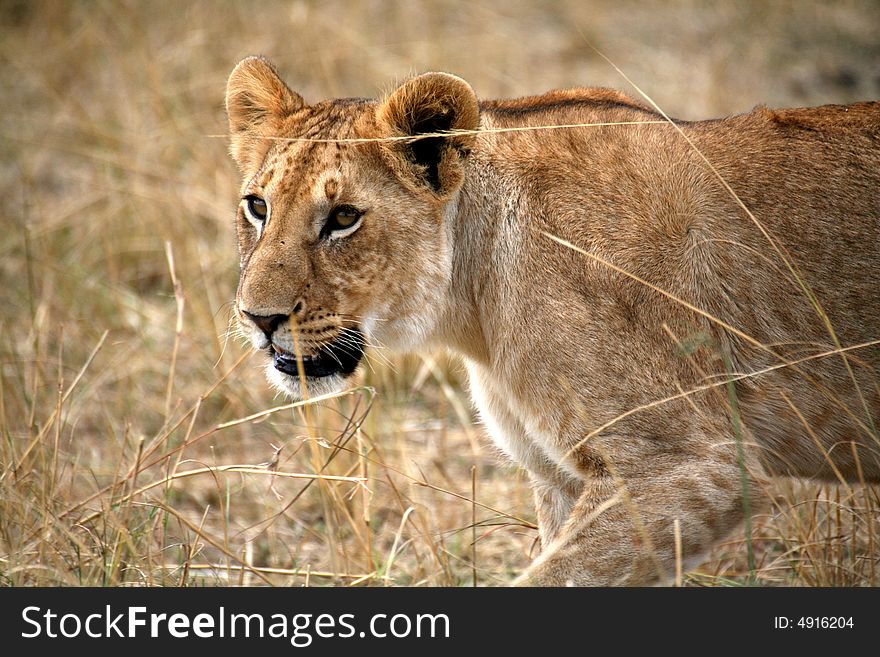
(1, 0, 879, 586)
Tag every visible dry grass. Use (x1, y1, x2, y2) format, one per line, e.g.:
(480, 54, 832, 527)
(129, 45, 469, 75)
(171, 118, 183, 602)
(1, 0, 878, 587)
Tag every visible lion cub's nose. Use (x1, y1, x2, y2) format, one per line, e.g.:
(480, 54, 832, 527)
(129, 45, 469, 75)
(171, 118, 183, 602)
(243, 311, 288, 337)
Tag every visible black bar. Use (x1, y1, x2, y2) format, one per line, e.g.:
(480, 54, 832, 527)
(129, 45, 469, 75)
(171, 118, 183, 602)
(0, 587, 876, 652)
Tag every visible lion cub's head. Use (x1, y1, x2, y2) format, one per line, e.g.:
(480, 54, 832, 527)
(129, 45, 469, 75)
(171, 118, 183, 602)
(226, 57, 479, 399)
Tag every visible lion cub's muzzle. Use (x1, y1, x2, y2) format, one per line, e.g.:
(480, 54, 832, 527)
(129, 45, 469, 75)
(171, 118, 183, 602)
(242, 310, 365, 380)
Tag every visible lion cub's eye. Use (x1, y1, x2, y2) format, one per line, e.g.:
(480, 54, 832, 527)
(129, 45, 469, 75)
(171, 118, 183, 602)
(243, 195, 268, 224)
(322, 205, 364, 239)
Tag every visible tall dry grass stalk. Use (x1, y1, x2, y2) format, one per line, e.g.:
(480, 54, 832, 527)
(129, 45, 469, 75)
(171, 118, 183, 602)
(1, 0, 878, 586)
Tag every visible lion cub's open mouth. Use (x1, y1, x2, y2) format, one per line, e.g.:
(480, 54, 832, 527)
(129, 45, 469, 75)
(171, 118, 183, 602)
(268, 328, 365, 379)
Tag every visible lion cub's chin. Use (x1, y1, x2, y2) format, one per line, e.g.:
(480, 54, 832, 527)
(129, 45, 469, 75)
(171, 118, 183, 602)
(265, 360, 354, 401)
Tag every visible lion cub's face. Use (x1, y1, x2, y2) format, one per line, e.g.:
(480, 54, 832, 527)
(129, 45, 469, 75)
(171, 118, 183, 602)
(226, 57, 479, 399)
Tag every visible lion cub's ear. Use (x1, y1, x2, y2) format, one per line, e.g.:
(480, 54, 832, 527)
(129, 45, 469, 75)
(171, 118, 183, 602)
(377, 72, 479, 197)
(226, 56, 304, 173)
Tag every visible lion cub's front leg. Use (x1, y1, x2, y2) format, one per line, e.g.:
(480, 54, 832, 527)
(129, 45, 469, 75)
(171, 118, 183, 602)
(516, 434, 766, 586)
(530, 476, 580, 546)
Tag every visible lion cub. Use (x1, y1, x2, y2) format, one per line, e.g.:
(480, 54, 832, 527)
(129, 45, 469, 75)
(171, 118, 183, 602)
(226, 56, 880, 585)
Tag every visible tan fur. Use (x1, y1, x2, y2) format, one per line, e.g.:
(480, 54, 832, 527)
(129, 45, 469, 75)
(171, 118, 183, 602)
(226, 56, 880, 585)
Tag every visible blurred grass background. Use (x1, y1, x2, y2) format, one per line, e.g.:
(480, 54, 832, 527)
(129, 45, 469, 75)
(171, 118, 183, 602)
(1, 0, 878, 586)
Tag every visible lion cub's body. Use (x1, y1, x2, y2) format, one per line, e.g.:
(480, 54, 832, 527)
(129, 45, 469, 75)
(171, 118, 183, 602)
(226, 57, 880, 585)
